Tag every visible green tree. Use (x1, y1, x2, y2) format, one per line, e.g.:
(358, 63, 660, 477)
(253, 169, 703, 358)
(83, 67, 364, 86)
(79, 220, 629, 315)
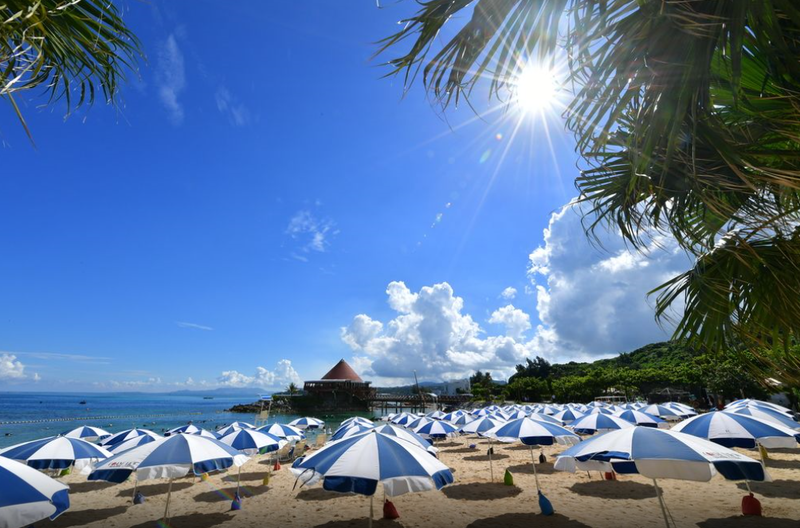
(287, 382, 299, 396)
(2, 0, 142, 140)
(378, 1, 800, 380)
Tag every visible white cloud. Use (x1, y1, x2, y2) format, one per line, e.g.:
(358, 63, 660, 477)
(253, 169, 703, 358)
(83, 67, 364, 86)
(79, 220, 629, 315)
(176, 321, 214, 331)
(500, 287, 517, 300)
(341, 201, 692, 384)
(215, 86, 250, 126)
(488, 305, 531, 340)
(157, 35, 186, 125)
(286, 210, 338, 254)
(217, 360, 301, 390)
(527, 202, 690, 357)
(341, 282, 531, 384)
(0, 353, 28, 379)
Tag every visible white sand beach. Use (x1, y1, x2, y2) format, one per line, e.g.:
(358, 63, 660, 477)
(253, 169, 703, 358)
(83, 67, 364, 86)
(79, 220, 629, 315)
(48, 439, 800, 528)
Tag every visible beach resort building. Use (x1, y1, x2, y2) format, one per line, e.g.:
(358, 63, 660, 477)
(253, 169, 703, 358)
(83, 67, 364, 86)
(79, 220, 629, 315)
(302, 359, 375, 411)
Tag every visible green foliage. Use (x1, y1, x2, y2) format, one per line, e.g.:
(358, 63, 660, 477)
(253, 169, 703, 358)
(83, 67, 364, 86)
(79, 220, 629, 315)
(1, 0, 143, 140)
(377, 0, 800, 377)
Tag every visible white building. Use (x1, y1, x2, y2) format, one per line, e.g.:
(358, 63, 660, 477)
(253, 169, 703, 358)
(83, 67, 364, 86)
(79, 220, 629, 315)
(442, 378, 471, 396)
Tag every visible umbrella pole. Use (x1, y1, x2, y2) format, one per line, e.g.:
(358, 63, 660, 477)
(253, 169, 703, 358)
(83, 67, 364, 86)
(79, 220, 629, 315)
(237, 465, 242, 496)
(529, 446, 541, 491)
(131, 475, 138, 503)
(163, 478, 174, 522)
(488, 437, 494, 483)
(744, 480, 752, 494)
(652, 479, 670, 528)
(369, 494, 373, 528)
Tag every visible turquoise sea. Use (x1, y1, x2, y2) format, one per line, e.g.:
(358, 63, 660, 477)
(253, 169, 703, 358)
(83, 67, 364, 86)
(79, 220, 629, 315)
(0, 392, 376, 448)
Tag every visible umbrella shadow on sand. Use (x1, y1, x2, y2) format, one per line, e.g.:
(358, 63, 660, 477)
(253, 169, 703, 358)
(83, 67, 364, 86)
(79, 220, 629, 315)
(735, 480, 800, 499)
(467, 513, 591, 528)
(193, 485, 270, 503)
(67, 481, 115, 493)
(313, 520, 399, 528)
(699, 517, 800, 528)
(463, 453, 510, 462)
(296, 488, 358, 501)
(128, 512, 233, 528)
(222, 470, 272, 482)
(49, 506, 128, 528)
(505, 463, 558, 475)
(442, 482, 522, 500)
(115, 481, 193, 498)
(568, 480, 657, 500)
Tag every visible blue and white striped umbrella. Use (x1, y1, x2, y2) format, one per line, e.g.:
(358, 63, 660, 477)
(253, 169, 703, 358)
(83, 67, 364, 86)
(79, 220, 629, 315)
(340, 417, 374, 428)
(552, 409, 584, 425)
(215, 422, 256, 437)
(585, 407, 613, 415)
(489, 418, 580, 446)
(390, 413, 416, 426)
(671, 411, 800, 449)
(529, 413, 565, 426)
(554, 427, 767, 481)
(100, 428, 160, 447)
(459, 416, 505, 436)
(554, 427, 767, 528)
(726, 399, 793, 416)
(414, 420, 459, 440)
(0, 436, 111, 472)
(330, 424, 374, 442)
(289, 417, 325, 430)
(291, 430, 453, 497)
(88, 434, 249, 483)
(728, 406, 800, 431)
(164, 424, 218, 438)
(61, 426, 111, 442)
(0, 457, 70, 528)
(426, 410, 446, 420)
(107, 434, 159, 455)
(661, 402, 697, 418)
(256, 423, 305, 442)
(447, 414, 474, 427)
(371, 424, 437, 454)
(407, 417, 433, 431)
(570, 413, 635, 435)
(617, 410, 665, 428)
(441, 411, 466, 422)
(218, 429, 287, 455)
(639, 404, 683, 420)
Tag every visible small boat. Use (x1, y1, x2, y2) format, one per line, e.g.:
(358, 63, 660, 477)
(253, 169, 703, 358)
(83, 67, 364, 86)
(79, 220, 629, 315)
(203, 396, 213, 400)
(79, 400, 87, 405)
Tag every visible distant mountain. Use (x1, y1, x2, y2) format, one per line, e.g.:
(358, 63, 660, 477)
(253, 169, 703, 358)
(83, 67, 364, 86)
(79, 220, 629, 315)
(167, 387, 269, 397)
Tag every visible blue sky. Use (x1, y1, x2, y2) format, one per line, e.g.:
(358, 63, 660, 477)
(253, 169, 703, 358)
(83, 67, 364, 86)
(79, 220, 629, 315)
(0, 2, 684, 391)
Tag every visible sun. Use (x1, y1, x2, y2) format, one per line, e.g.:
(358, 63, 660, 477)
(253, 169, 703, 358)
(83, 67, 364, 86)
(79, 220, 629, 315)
(513, 64, 558, 114)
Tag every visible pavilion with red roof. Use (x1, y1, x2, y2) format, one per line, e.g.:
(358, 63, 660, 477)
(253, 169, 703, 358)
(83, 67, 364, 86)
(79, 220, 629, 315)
(303, 359, 375, 410)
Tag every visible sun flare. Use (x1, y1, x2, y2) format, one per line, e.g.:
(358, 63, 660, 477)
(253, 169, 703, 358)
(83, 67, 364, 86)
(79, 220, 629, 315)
(513, 64, 558, 114)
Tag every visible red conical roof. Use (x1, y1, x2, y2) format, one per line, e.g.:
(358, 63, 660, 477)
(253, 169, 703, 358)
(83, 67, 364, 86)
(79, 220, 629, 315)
(321, 359, 363, 382)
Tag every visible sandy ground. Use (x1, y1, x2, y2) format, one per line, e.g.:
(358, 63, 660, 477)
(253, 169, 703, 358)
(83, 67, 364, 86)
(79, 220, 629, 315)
(49, 439, 800, 528)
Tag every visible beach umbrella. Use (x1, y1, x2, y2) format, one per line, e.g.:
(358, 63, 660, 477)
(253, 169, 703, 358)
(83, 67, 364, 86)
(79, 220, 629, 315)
(289, 417, 325, 430)
(728, 407, 800, 431)
(488, 417, 580, 508)
(257, 423, 306, 442)
(586, 401, 606, 408)
(89, 434, 248, 521)
(330, 424, 375, 442)
(447, 414, 474, 427)
(215, 422, 255, 436)
(371, 424, 437, 454)
(530, 413, 566, 426)
(459, 416, 505, 482)
(441, 411, 466, 422)
(552, 409, 584, 425)
(569, 413, 636, 435)
(0, 457, 70, 528)
(640, 404, 683, 421)
(218, 429, 286, 494)
(291, 430, 453, 528)
(0, 436, 111, 472)
(554, 427, 768, 528)
(340, 417, 374, 428)
(426, 410, 446, 420)
(407, 417, 433, 431)
(585, 407, 613, 415)
(107, 434, 160, 455)
(414, 420, 459, 440)
(671, 411, 800, 449)
(164, 424, 218, 438)
(661, 403, 697, 418)
(617, 410, 665, 428)
(100, 428, 160, 447)
(61, 426, 111, 442)
(390, 413, 416, 426)
(726, 399, 793, 416)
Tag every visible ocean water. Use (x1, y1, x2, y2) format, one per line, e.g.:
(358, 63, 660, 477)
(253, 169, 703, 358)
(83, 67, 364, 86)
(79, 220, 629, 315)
(0, 392, 375, 448)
